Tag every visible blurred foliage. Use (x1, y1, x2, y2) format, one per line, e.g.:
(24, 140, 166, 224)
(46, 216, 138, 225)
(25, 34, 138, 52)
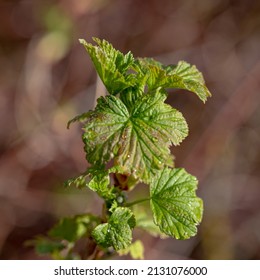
(27, 214, 101, 259)
(0, 0, 260, 260)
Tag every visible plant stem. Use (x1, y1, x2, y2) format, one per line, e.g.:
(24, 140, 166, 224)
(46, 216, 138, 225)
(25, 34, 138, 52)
(124, 197, 150, 207)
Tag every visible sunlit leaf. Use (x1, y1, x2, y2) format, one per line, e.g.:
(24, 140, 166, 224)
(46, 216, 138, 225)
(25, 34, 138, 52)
(87, 167, 116, 200)
(91, 224, 110, 248)
(137, 58, 211, 102)
(65, 167, 116, 200)
(92, 207, 135, 250)
(79, 38, 135, 95)
(81, 90, 188, 183)
(150, 167, 203, 239)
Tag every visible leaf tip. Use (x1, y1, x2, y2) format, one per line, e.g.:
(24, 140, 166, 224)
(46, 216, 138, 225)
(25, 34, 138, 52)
(79, 38, 86, 45)
(66, 121, 71, 129)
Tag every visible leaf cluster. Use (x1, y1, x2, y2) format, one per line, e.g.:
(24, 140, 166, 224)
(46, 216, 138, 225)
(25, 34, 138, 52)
(31, 38, 211, 259)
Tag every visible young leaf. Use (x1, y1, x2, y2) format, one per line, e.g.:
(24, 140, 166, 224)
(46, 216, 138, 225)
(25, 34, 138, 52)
(150, 167, 203, 239)
(91, 223, 110, 248)
(82, 90, 188, 183)
(64, 172, 88, 189)
(92, 207, 135, 250)
(166, 61, 211, 103)
(137, 58, 211, 103)
(118, 240, 144, 259)
(79, 38, 135, 95)
(67, 111, 91, 129)
(65, 167, 116, 200)
(87, 167, 116, 200)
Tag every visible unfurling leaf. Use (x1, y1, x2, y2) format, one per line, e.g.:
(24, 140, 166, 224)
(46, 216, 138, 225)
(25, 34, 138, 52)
(79, 38, 135, 95)
(137, 58, 211, 102)
(92, 207, 135, 250)
(65, 167, 116, 200)
(87, 167, 116, 200)
(64, 172, 88, 189)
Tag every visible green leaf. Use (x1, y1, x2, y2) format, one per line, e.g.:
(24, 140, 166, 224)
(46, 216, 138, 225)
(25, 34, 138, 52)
(26, 236, 65, 255)
(49, 214, 100, 242)
(82, 90, 188, 182)
(64, 171, 88, 189)
(92, 207, 135, 250)
(109, 200, 119, 213)
(118, 240, 144, 259)
(87, 167, 116, 200)
(128, 240, 144, 259)
(67, 111, 90, 129)
(150, 167, 203, 239)
(65, 167, 116, 200)
(136, 58, 166, 90)
(79, 38, 135, 95)
(167, 61, 211, 103)
(91, 223, 111, 248)
(137, 58, 211, 103)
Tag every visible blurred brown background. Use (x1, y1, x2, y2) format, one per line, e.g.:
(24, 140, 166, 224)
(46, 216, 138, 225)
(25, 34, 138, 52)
(0, 0, 260, 259)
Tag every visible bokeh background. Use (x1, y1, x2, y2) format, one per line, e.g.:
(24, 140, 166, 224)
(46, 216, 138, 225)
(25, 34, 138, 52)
(0, 0, 260, 259)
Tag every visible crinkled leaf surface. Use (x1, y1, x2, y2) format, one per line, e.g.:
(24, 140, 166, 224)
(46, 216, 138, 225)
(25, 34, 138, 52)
(91, 223, 110, 248)
(150, 167, 203, 239)
(92, 207, 135, 251)
(82, 90, 188, 183)
(137, 58, 211, 103)
(80, 38, 135, 95)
